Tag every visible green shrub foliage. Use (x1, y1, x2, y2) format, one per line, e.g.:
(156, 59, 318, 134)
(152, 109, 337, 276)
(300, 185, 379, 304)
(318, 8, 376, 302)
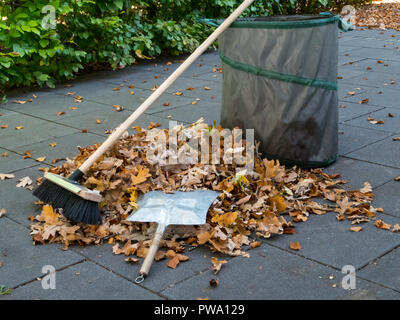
(0, 0, 371, 94)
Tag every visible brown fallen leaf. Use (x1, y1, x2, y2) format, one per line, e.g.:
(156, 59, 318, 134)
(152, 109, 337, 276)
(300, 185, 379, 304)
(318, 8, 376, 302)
(175, 91, 183, 96)
(0, 173, 15, 180)
(16, 176, 33, 188)
(36, 157, 46, 162)
(2, 152, 8, 157)
(374, 219, 391, 230)
(209, 278, 219, 287)
(22, 150, 31, 159)
(0, 208, 6, 218)
(392, 137, 400, 141)
(154, 251, 166, 261)
(360, 182, 372, 194)
(56, 111, 65, 116)
(359, 98, 369, 104)
(124, 257, 140, 264)
(113, 105, 124, 112)
(96, 119, 101, 124)
(15, 126, 24, 130)
(197, 231, 211, 245)
(349, 226, 363, 232)
(1, 125, 8, 129)
(167, 255, 180, 269)
(394, 176, 400, 181)
(204, 86, 211, 91)
(12, 100, 27, 104)
(112, 87, 120, 91)
(50, 142, 57, 148)
(69, 106, 78, 110)
(392, 224, 400, 233)
(211, 257, 227, 274)
(289, 241, 301, 251)
(250, 241, 261, 249)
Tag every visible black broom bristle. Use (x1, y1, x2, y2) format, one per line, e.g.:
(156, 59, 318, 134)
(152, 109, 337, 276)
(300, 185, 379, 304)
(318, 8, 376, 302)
(33, 178, 101, 225)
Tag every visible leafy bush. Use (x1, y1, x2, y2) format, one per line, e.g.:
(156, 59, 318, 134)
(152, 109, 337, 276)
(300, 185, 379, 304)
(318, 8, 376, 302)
(0, 0, 370, 97)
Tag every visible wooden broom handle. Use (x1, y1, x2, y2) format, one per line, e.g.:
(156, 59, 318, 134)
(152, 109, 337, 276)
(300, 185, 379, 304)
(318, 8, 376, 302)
(78, 0, 255, 174)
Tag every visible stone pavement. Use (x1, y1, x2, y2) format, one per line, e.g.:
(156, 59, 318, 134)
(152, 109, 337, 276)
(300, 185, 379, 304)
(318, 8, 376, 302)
(1, 28, 400, 300)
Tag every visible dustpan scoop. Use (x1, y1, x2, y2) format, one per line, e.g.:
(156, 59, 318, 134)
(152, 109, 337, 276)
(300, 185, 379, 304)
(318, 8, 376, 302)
(127, 190, 219, 282)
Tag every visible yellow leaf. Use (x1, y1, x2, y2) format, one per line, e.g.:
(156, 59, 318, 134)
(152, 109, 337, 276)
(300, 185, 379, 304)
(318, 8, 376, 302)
(289, 241, 301, 251)
(270, 195, 287, 212)
(41, 205, 59, 225)
(131, 167, 151, 185)
(211, 211, 237, 227)
(349, 226, 363, 232)
(36, 157, 46, 162)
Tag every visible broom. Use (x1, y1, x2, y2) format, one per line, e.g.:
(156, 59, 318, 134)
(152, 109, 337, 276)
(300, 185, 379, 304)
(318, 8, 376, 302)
(33, 0, 255, 225)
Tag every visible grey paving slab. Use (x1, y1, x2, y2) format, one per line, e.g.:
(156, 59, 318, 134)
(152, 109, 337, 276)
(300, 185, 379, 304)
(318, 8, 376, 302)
(343, 47, 400, 61)
(352, 29, 400, 39)
(338, 82, 378, 100)
(0, 112, 78, 149)
(345, 70, 400, 88)
(359, 247, 400, 293)
(71, 243, 227, 293)
(12, 132, 102, 167)
(142, 94, 197, 114)
(2, 94, 111, 121)
(161, 244, 400, 300)
(0, 148, 37, 173)
(371, 180, 400, 218)
(337, 69, 366, 81)
(54, 107, 172, 136)
(265, 212, 400, 270)
(0, 165, 44, 226)
(153, 101, 221, 125)
(2, 261, 161, 300)
(341, 58, 400, 73)
(338, 124, 392, 155)
(0, 108, 19, 118)
(342, 86, 400, 109)
(339, 54, 367, 66)
(0, 218, 84, 289)
(347, 135, 400, 168)
(323, 156, 400, 189)
(338, 101, 384, 123)
(3, 87, 55, 101)
(344, 107, 400, 133)
(340, 38, 400, 50)
(189, 72, 223, 83)
(339, 44, 360, 55)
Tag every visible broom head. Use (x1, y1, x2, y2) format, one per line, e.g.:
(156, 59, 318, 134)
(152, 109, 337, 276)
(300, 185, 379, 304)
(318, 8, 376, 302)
(33, 172, 103, 225)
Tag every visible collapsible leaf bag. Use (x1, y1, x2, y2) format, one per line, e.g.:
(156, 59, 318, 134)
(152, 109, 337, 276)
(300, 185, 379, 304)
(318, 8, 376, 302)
(205, 14, 352, 168)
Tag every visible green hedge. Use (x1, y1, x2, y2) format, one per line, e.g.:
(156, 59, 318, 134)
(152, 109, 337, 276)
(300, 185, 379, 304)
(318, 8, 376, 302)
(0, 0, 370, 98)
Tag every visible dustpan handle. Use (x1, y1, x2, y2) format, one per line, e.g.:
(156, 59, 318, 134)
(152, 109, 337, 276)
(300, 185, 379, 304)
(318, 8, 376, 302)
(137, 222, 166, 279)
(77, 0, 255, 174)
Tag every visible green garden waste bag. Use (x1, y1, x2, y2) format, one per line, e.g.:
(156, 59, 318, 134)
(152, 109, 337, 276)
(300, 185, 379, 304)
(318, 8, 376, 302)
(204, 14, 352, 168)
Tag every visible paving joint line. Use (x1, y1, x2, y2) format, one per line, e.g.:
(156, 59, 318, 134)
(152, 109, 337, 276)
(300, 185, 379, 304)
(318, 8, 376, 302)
(9, 259, 86, 291)
(70, 250, 169, 300)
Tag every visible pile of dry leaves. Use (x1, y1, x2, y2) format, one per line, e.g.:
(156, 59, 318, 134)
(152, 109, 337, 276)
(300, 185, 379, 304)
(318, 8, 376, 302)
(29, 119, 395, 270)
(356, 1, 400, 31)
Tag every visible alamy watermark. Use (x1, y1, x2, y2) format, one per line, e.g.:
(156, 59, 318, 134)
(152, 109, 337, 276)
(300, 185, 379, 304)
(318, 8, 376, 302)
(341, 265, 356, 290)
(41, 265, 56, 290)
(145, 121, 255, 173)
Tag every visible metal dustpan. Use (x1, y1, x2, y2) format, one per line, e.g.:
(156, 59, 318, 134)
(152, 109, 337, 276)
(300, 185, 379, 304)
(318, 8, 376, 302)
(127, 190, 219, 282)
